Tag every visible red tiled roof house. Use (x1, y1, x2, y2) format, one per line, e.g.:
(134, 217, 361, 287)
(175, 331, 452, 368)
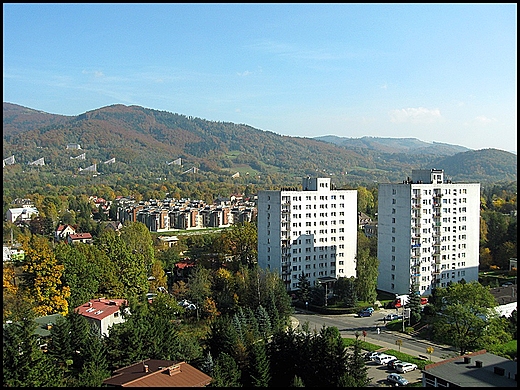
(103, 359, 212, 387)
(75, 298, 128, 337)
(67, 232, 93, 244)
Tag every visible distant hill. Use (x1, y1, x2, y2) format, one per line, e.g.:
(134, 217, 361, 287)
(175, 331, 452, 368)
(314, 135, 470, 156)
(3, 102, 517, 187)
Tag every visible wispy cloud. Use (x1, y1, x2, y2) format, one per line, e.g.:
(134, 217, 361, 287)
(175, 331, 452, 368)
(249, 39, 358, 61)
(82, 69, 105, 78)
(473, 115, 497, 125)
(389, 107, 442, 124)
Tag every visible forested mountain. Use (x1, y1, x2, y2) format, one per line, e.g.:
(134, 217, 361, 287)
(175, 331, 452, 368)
(3, 102, 517, 190)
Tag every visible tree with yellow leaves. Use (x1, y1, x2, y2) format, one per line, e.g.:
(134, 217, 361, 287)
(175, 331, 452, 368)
(20, 235, 71, 316)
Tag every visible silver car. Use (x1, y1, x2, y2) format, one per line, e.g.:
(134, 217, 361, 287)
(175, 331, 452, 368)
(387, 373, 409, 386)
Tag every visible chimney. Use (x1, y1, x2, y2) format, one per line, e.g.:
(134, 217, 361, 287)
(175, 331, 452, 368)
(464, 356, 471, 364)
(143, 364, 149, 373)
(168, 364, 181, 376)
(475, 360, 483, 368)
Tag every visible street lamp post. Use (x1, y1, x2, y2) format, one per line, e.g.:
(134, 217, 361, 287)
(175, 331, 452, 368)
(324, 282, 328, 307)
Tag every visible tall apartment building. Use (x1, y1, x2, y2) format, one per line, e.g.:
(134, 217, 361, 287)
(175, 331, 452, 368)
(257, 177, 357, 292)
(377, 169, 480, 296)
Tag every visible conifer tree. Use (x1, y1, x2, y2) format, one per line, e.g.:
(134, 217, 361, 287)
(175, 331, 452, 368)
(3, 314, 64, 387)
(407, 282, 422, 325)
(248, 339, 270, 387)
(343, 332, 370, 387)
(210, 352, 242, 387)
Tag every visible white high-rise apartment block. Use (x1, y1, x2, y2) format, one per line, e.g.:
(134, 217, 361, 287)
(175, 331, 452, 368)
(377, 169, 480, 296)
(257, 177, 357, 292)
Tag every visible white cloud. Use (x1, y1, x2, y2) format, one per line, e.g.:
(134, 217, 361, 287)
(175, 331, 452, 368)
(237, 70, 252, 77)
(473, 115, 497, 125)
(389, 107, 442, 124)
(82, 70, 105, 78)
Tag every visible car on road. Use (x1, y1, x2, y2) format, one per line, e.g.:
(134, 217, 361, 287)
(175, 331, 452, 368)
(395, 362, 418, 373)
(386, 373, 409, 386)
(364, 306, 375, 313)
(501, 281, 513, 287)
(383, 313, 402, 321)
(358, 309, 373, 317)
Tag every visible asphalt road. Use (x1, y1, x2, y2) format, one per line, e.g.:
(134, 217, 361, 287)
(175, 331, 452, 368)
(291, 308, 459, 387)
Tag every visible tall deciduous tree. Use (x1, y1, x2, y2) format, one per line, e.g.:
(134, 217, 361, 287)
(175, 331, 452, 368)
(221, 221, 258, 269)
(334, 276, 357, 308)
(54, 242, 101, 308)
(354, 247, 379, 304)
(432, 281, 503, 355)
(20, 234, 70, 316)
(97, 229, 148, 298)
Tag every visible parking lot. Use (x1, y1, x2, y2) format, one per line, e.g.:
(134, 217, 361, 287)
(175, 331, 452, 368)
(366, 357, 422, 387)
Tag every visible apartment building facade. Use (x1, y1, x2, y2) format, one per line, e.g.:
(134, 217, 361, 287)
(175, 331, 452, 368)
(257, 177, 357, 292)
(117, 197, 255, 232)
(377, 169, 480, 296)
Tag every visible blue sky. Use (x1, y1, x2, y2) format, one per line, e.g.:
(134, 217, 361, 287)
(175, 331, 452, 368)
(3, 3, 517, 153)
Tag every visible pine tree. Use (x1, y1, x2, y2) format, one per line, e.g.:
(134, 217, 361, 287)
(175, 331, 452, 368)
(248, 339, 271, 387)
(76, 324, 111, 387)
(255, 305, 272, 340)
(344, 332, 371, 387)
(3, 314, 64, 387)
(210, 352, 242, 387)
(407, 282, 422, 325)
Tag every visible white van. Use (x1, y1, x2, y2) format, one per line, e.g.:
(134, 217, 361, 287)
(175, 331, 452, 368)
(374, 354, 397, 365)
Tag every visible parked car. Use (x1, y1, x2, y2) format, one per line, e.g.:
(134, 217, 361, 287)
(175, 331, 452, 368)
(364, 351, 382, 361)
(387, 359, 403, 370)
(383, 313, 402, 321)
(364, 306, 375, 313)
(387, 373, 409, 386)
(358, 309, 373, 317)
(395, 362, 418, 373)
(501, 281, 513, 287)
(374, 354, 397, 365)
